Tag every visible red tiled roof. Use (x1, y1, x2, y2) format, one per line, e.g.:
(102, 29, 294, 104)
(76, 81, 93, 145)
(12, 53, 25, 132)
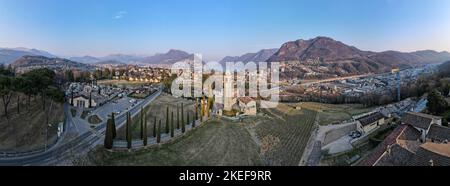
(238, 96, 254, 104)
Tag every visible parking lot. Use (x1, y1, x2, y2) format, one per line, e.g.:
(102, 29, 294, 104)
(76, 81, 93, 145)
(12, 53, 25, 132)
(90, 95, 141, 121)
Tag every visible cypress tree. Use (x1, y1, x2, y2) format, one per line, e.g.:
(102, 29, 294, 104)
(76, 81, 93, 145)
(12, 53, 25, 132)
(177, 104, 180, 129)
(157, 120, 161, 143)
(192, 111, 196, 128)
(170, 111, 174, 137)
(126, 112, 132, 149)
(89, 91, 92, 108)
(111, 112, 116, 139)
(153, 117, 157, 137)
(165, 106, 169, 133)
(181, 102, 184, 129)
(104, 117, 113, 149)
(201, 97, 205, 121)
(195, 99, 198, 121)
(187, 112, 190, 127)
(143, 111, 148, 146)
(140, 107, 144, 139)
(182, 112, 186, 133)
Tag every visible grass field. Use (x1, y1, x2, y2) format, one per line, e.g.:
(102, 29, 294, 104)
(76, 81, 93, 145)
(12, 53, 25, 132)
(291, 102, 374, 125)
(128, 92, 149, 99)
(116, 94, 196, 140)
(0, 93, 64, 151)
(97, 79, 151, 87)
(82, 120, 263, 166)
(81, 100, 318, 166)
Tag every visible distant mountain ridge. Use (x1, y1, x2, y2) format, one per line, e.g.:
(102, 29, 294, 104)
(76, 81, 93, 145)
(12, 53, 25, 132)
(141, 49, 193, 64)
(0, 47, 56, 64)
(11, 55, 94, 72)
(220, 49, 278, 63)
(266, 36, 450, 75)
(68, 56, 100, 64)
(68, 49, 193, 65)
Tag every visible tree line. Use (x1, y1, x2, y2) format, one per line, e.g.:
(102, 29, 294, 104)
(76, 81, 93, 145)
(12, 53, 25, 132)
(0, 66, 64, 117)
(104, 96, 214, 149)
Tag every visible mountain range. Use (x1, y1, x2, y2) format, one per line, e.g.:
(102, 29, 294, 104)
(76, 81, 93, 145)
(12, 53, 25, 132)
(220, 49, 278, 63)
(2, 36, 450, 77)
(11, 55, 94, 72)
(0, 47, 56, 64)
(69, 49, 193, 65)
(266, 36, 450, 76)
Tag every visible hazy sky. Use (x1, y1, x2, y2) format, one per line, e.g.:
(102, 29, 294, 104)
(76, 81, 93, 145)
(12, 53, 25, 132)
(0, 0, 449, 61)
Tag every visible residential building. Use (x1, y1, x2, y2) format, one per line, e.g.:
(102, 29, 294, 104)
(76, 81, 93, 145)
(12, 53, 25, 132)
(356, 112, 385, 133)
(401, 112, 442, 141)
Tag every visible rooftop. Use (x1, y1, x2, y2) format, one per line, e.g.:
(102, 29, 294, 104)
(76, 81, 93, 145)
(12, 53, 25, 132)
(427, 124, 450, 142)
(401, 112, 438, 130)
(357, 112, 384, 126)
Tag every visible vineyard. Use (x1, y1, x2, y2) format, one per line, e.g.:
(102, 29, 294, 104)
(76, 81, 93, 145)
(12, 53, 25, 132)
(84, 100, 318, 166)
(256, 106, 317, 165)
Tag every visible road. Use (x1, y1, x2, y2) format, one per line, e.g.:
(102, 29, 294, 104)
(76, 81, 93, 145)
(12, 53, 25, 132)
(0, 87, 162, 166)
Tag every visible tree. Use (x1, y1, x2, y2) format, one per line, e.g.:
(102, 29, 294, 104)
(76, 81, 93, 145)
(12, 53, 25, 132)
(201, 97, 205, 121)
(21, 68, 55, 111)
(427, 89, 448, 114)
(111, 112, 117, 139)
(192, 111, 196, 128)
(153, 117, 157, 137)
(143, 110, 148, 146)
(65, 70, 74, 82)
(207, 96, 214, 117)
(186, 112, 190, 129)
(177, 104, 180, 129)
(165, 106, 169, 133)
(70, 87, 74, 106)
(13, 77, 24, 114)
(126, 112, 132, 149)
(89, 91, 92, 108)
(140, 107, 144, 139)
(157, 120, 161, 143)
(104, 116, 114, 149)
(170, 111, 174, 137)
(181, 102, 184, 130)
(195, 98, 198, 121)
(182, 112, 186, 133)
(0, 75, 13, 117)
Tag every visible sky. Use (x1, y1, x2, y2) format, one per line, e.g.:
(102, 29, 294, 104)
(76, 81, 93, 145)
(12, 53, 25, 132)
(0, 0, 449, 61)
